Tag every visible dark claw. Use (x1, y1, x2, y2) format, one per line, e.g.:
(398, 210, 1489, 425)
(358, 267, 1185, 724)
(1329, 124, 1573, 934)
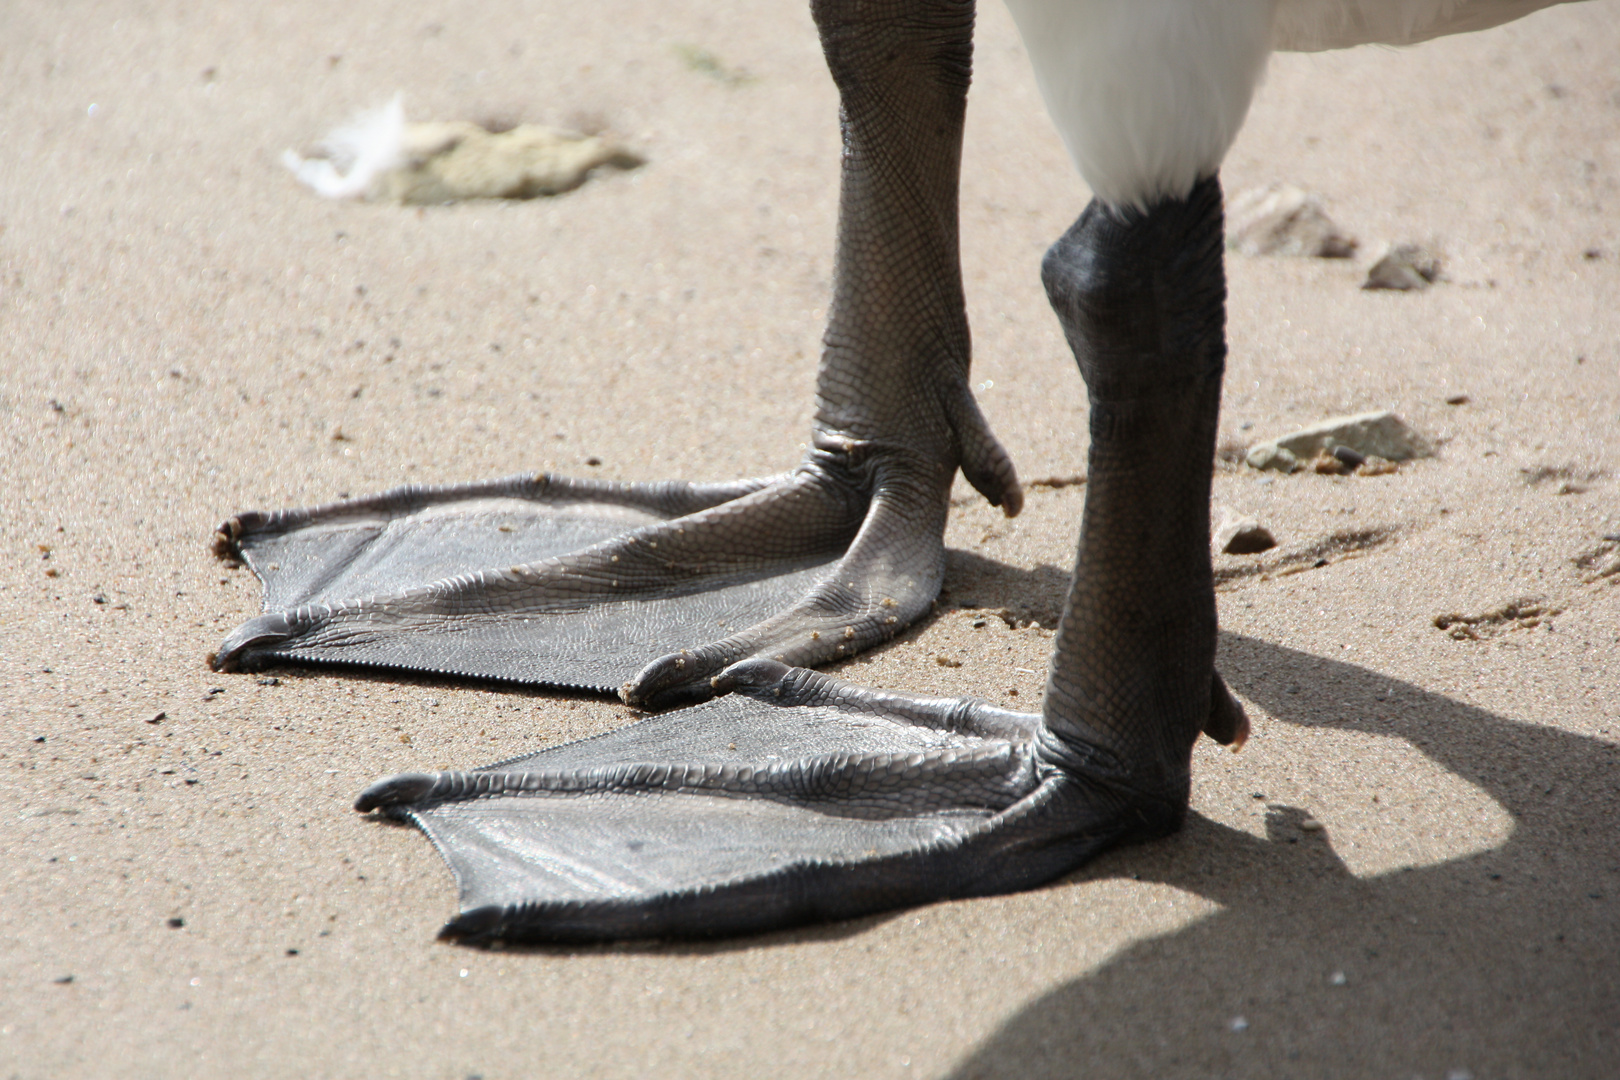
(622, 647, 736, 710)
(710, 657, 794, 696)
(438, 905, 505, 943)
(1205, 671, 1251, 749)
(211, 611, 298, 672)
(354, 772, 439, 812)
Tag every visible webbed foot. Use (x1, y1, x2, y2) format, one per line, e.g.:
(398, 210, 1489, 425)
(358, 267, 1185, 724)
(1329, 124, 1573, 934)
(357, 174, 1243, 943)
(214, 429, 1013, 708)
(358, 656, 1240, 943)
(353, 662, 1100, 943)
(212, 0, 1019, 707)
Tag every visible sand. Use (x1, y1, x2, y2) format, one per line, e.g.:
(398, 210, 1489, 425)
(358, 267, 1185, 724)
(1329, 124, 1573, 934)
(2, 1, 1617, 1077)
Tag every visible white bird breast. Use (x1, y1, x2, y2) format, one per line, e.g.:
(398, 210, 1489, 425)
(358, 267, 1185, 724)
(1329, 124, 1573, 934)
(1000, 0, 1578, 210)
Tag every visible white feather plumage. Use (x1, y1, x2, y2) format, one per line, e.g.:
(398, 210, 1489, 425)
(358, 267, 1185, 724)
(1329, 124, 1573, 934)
(1003, 0, 1273, 210)
(1273, 0, 1576, 50)
(1003, 0, 1581, 209)
(282, 94, 407, 200)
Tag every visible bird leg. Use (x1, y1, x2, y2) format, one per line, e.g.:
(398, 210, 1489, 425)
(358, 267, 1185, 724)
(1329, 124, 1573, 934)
(212, 0, 1018, 708)
(354, 177, 1241, 942)
(1033, 173, 1230, 814)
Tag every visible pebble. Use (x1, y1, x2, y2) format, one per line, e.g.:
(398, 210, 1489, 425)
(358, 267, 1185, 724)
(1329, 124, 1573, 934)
(1212, 507, 1277, 555)
(1363, 243, 1442, 290)
(1246, 410, 1435, 471)
(1331, 445, 1366, 470)
(1329, 970, 1347, 986)
(1300, 817, 1325, 832)
(1357, 456, 1399, 477)
(385, 122, 643, 204)
(1245, 444, 1299, 473)
(1312, 449, 1350, 475)
(285, 97, 645, 204)
(1226, 184, 1358, 258)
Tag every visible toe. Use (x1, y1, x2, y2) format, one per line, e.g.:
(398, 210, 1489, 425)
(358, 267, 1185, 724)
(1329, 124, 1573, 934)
(212, 611, 299, 671)
(354, 772, 440, 812)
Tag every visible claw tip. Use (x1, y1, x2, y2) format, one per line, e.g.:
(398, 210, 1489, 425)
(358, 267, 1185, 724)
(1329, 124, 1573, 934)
(439, 905, 504, 943)
(354, 772, 438, 812)
(719, 657, 792, 694)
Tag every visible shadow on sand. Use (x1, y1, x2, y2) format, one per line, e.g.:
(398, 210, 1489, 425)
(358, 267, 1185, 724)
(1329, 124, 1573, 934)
(943, 631, 1619, 1079)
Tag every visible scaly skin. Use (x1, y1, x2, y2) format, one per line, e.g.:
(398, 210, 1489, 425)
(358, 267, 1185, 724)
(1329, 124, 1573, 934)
(212, 0, 1019, 709)
(354, 176, 1246, 944)
(1037, 175, 1230, 811)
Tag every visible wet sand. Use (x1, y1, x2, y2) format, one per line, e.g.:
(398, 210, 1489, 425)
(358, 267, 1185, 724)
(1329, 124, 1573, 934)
(2, 1, 1617, 1076)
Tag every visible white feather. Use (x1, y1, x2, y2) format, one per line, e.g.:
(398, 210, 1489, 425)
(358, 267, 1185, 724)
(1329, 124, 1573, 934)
(1003, 0, 1274, 210)
(282, 94, 407, 200)
(1002, 0, 1580, 209)
(1274, 0, 1577, 50)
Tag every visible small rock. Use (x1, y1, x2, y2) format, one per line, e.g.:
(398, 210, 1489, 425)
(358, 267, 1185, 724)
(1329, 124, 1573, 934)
(1312, 449, 1351, 475)
(1229, 1017, 1249, 1033)
(1331, 445, 1366, 470)
(167, 917, 184, 929)
(147, 711, 166, 724)
(1227, 184, 1357, 258)
(1244, 444, 1300, 473)
(1357, 456, 1399, 477)
(1445, 394, 1470, 406)
(1212, 508, 1277, 555)
(1300, 817, 1325, 832)
(284, 97, 644, 204)
(385, 122, 644, 204)
(1329, 970, 1347, 986)
(934, 656, 963, 668)
(1363, 243, 1442, 290)
(1245, 410, 1435, 471)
